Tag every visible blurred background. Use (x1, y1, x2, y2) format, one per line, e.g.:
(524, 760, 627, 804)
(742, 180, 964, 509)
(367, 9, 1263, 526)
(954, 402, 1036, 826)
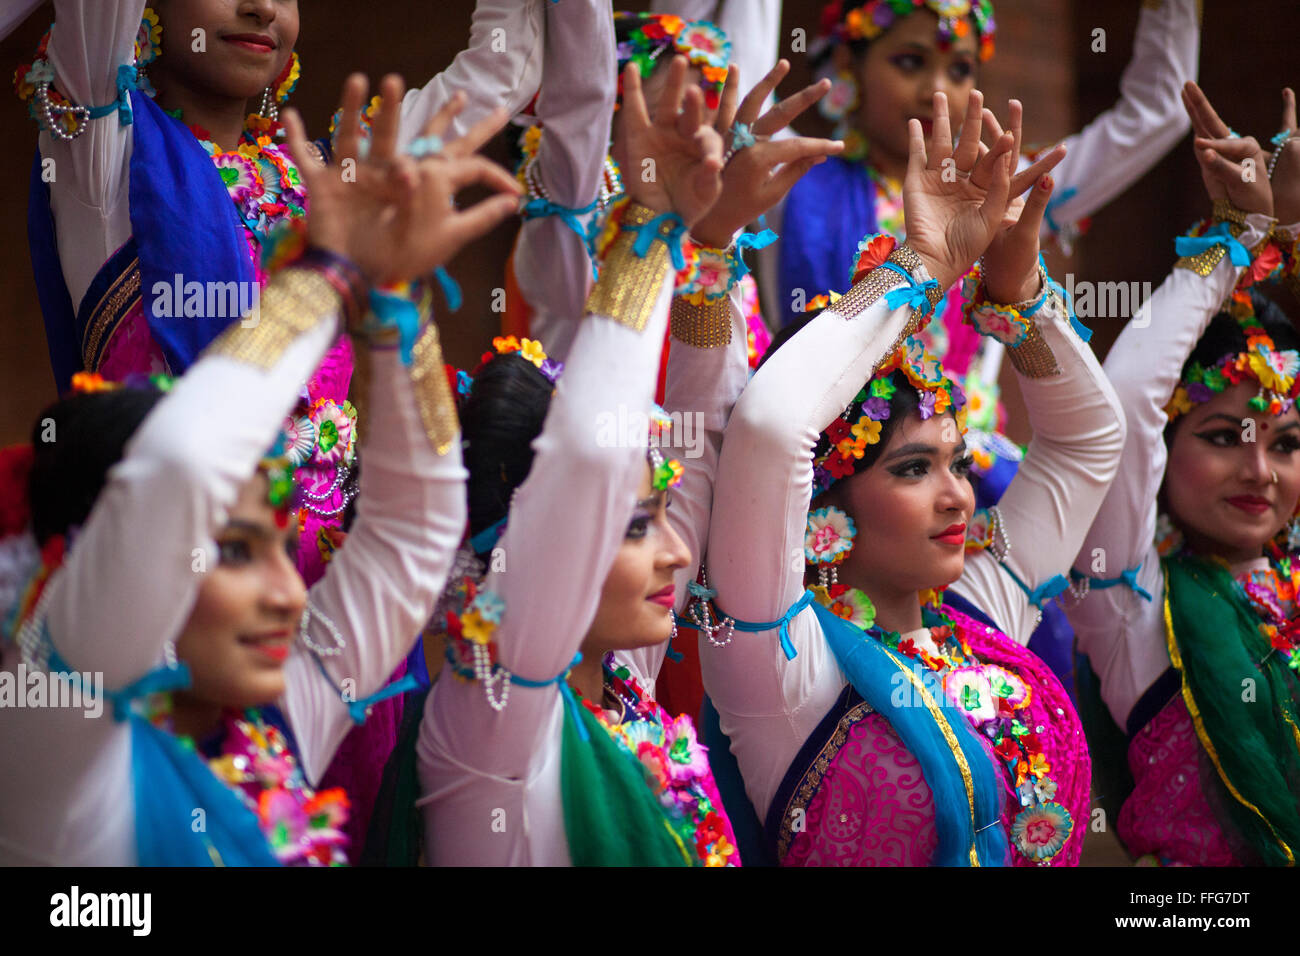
(0, 0, 1296, 865)
(3, 1, 1297, 445)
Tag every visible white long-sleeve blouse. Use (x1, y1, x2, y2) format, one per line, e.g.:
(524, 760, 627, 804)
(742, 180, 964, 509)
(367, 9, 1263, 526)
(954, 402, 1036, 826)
(40, 0, 545, 312)
(0, 270, 467, 865)
(417, 250, 676, 866)
(702, 264, 1126, 819)
(1067, 213, 1279, 728)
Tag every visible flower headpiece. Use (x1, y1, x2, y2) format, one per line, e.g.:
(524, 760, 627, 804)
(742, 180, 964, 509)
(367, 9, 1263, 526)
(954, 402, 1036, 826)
(816, 0, 996, 62)
(477, 335, 565, 386)
(811, 336, 967, 496)
(614, 13, 730, 110)
(1164, 291, 1300, 423)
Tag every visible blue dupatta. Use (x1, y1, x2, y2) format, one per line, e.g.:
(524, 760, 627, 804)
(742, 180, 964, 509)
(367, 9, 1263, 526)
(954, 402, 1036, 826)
(28, 89, 254, 391)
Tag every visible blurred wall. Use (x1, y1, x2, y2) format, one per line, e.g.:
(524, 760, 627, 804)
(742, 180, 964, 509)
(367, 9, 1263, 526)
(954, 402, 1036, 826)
(1, 1, 1296, 445)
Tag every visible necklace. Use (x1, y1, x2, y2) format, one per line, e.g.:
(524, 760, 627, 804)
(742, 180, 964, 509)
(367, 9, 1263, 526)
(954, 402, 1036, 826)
(814, 585, 1074, 863)
(190, 114, 308, 246)
(202, 708, 350, 866)
(569, 659, 739, 867)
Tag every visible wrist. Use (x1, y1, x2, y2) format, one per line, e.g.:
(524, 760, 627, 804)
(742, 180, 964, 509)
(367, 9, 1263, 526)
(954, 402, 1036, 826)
(986, 266, 1043, 307)
(299, 246, 371, 331)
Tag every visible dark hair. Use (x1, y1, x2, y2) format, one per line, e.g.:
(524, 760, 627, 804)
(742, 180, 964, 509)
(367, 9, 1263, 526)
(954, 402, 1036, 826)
(28, 387, 163, 546)
(1166, 288, 1300, 442)
(761, 315, 929, 473)
(458, 355, 554, 539)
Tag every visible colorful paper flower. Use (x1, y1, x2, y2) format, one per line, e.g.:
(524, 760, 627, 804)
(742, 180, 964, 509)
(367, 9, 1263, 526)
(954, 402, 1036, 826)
(664, 715, 710, 783)
(851, 416, 883, 444)
(1012, 802, 1072, 860)
(805, 507, 858, 564)
(309, 400, 356, 466)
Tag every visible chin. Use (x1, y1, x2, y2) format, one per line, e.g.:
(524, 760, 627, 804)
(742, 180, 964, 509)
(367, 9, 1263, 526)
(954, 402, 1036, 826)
(231, 673, 287, 710)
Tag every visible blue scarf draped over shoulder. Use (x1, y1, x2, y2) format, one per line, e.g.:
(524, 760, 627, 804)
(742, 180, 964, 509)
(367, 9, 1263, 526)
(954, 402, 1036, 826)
(28, 89, 254, 391)
(777, 157, 878, 327)
(809, 598, 1010, 866)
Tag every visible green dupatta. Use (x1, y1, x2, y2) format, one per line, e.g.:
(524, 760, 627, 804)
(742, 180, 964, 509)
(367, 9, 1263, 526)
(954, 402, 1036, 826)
(560, 694, 696, 867)
(1162, 554, 1300, 865)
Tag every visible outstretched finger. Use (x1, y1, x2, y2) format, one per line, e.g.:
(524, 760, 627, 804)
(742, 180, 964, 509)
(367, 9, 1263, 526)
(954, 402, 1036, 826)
(738, 59, 790, 127)
(907, 117, 928, 177)
(445, 105, 511, 159)
(621, 62, 652, 133)
(1007, 99, 1023, 164)
(369, 74, 406, 164)
(1011, 173, 1055, 241)
(333, 73, 369, 168)
(715, 63, 741, 132)
(952, 89, 984, 172)
(448, 193, 525, 248)
(1183, 82, 1232, 139)
(677, 84, 706, 145)
(1009, 143, 1066, 195)
(978, 134, 1015, 232)
(1284, 88, 1297, 134)
(445, 154, 524, 196)
(754, 77, 831, 137)
(929, 91, 953, 167)
(417, 90, 467, 145)
(768, 153, 830, 197)
(971, 127, 1013, 186)
(656, 56, 689, 129)
(757, 136, 845, 167)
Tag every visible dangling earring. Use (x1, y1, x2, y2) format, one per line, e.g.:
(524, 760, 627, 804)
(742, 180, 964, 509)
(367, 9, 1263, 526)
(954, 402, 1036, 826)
(262, 50, 301, 123)
(299, 599, 346, 657)
(817, 69, 859, 123)
(805, 506, 857, 590)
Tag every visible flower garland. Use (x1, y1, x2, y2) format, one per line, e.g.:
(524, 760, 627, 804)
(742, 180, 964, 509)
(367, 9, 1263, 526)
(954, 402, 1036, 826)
(199, 708, 349, 865)
(818, 0, 996, 61)
(614, 14, 730, 111)
(959, 261, 1035, 346)
(810, 584, 1074, 861)
(191, 118, 308, 247)
(809, 334, 966, 495)
(1163, 289, 1300, 422)
(574, 659, 738, 866)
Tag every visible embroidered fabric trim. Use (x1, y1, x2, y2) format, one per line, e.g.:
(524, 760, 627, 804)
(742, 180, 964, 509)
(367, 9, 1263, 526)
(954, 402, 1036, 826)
(209, 267, 341, 369)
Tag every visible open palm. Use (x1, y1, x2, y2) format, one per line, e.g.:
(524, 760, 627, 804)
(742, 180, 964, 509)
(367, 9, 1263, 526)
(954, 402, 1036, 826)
(902, 91, 1065, 291)
(284, 74, 521, 286)
(620, 57, 724, 227)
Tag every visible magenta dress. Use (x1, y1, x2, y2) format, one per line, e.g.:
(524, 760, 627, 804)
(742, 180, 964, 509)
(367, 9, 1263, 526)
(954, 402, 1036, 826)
(777, 607, 1091, 867)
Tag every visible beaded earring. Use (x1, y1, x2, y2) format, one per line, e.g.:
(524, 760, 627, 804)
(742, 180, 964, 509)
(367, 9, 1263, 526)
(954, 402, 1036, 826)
(260, 50, 301, 123)
(805, 505, 857, 589)
(817, 69, 859, 123)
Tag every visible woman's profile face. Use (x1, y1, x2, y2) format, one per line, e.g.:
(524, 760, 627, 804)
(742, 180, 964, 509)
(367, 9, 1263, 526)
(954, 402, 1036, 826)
(1165, 382, 1300, 563)
(175, 473, 307, 711)
(583, 461, 691, 657)
(848, 11, 977, 173)
(831, 408, 974, 599)
(153, 0, 300, 102)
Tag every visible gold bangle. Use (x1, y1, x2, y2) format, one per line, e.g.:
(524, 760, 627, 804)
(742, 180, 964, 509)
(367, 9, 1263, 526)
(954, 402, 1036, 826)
(208, 266, 340, 369)
(1006, 297, 1062, 379)
(1175, 204, 1250, 276)
(831, 243, 942, 358)
(584, 202, 672, 332)
(670, 296, 732, 348)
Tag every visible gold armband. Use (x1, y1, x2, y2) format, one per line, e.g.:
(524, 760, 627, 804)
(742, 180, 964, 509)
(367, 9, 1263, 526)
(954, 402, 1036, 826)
(584, 202, 673, 332)
(670, 296, 732, 348)
(208, 267, 340, 369)
(409, 323, 458, 456)
(1175, 200, 1249, 277)
(833, 243, 945, 363)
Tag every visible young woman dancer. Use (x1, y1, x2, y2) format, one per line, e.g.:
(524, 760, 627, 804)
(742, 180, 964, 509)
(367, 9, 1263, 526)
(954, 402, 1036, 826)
(1068, 82, 1300, 866)
(0, 81, 520, 864)
(698, 91, 1125, 865)
(417, 58, 748, 866)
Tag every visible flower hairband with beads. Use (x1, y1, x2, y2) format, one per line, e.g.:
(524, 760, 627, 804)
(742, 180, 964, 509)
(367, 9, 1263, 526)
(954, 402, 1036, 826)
(819, 0, 996, 62)
(614, 13, 731, 111)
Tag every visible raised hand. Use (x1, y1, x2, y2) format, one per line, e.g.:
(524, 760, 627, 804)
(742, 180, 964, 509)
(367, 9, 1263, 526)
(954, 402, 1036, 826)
(619, 57, 725, 228)
(1180, 81, 1273, 218)
(981, 174, 1058, 304)
(1268, 87, 1299, 225)
(283, 74, 522, 286)
(690, 60, 845, 248)
(901, 90, 1065, 291)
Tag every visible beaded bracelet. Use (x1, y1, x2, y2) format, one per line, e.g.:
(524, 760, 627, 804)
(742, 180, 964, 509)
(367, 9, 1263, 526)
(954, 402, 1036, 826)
(298, 247, 370, 332)
(959, 260, 1048, 346)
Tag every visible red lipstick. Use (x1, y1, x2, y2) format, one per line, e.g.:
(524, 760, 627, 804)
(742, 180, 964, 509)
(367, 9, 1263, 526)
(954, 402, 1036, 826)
(648, 585, 676, 609)
(1225, 495, 1271, 516)
(931, 522, 967, 546)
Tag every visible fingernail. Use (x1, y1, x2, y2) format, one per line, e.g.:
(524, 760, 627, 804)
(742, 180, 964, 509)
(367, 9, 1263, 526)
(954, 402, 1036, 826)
(1040, 175, 1052, 190)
